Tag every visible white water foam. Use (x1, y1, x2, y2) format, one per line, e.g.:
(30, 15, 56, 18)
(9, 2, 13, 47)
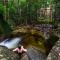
(0, 37, 22, 49)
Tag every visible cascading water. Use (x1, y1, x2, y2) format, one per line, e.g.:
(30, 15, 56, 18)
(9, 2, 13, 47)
(0, 37, 22, 49)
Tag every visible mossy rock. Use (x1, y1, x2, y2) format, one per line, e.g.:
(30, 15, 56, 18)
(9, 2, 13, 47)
(47, 39, 60, 60)
(22, 33, 46, 53)
(0, 46, 20, 60)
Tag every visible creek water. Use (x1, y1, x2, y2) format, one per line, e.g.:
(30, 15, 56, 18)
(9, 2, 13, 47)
(0, 37, 22, 49)
(0, 36, 47, 60)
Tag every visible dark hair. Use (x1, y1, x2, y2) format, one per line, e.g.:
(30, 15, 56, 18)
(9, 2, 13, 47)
(18, 46, 21, 49)
(18, 45, 21, 49)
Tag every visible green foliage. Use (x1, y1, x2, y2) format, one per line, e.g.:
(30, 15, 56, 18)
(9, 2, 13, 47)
(0, 20, 12, 35)
(0, 0, 59, 33)
(0, 0, 55, 25)
(0, 0, 12, 35)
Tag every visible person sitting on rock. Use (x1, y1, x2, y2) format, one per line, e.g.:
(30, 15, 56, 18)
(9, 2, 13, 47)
(13, 45, 27, 54)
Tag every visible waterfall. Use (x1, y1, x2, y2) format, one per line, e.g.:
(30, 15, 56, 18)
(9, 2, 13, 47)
(0, 37, 22, 49)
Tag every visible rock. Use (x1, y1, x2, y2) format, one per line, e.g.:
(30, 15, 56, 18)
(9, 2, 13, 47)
(21, 46, 47, 60)
(47, 39, 60, 60)
(0, 46, 20, 60)
(20, 53, 29, 60)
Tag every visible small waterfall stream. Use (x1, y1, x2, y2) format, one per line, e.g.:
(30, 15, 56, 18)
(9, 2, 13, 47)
(0, 37, 22, 49)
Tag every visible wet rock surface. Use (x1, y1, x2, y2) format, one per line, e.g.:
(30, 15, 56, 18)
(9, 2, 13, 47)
(0, 46, 20, 60)
(21, 46, 47, 60)
(47, 39, 60, 60)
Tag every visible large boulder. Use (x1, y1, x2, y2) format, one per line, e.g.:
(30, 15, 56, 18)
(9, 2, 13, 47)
(47, 39, 60, 60)
(21, 46, 47, 60)
(0, 46, 20, 60)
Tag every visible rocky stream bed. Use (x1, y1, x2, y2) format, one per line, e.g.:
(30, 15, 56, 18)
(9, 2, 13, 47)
(0, 26, 60, 60)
